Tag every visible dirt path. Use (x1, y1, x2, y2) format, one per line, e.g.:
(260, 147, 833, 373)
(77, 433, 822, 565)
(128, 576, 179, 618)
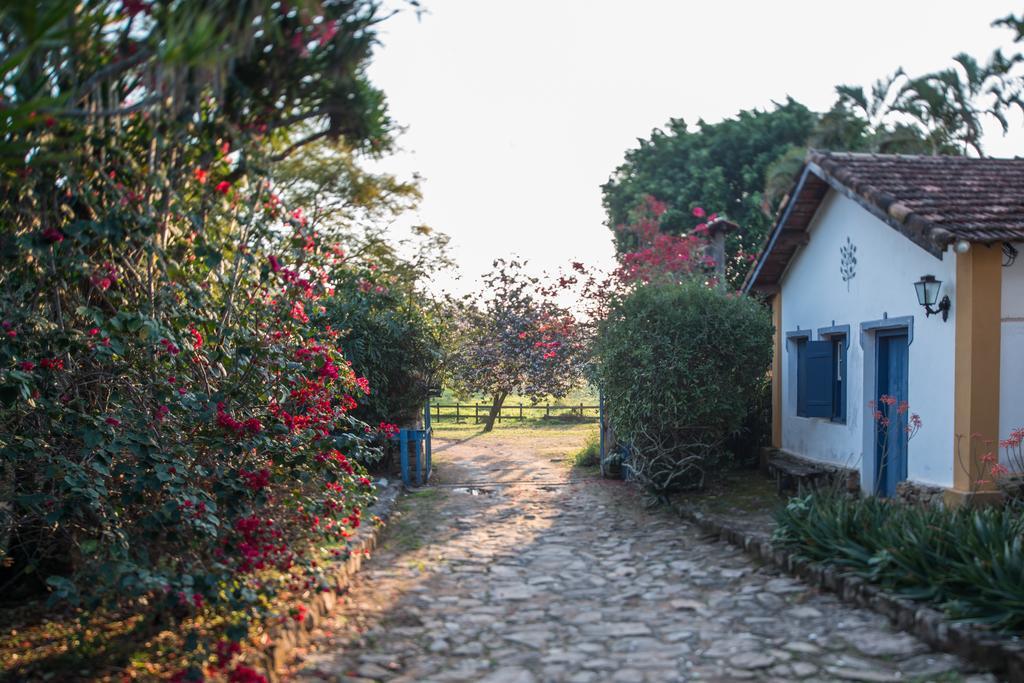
(289, 427, 994, 682)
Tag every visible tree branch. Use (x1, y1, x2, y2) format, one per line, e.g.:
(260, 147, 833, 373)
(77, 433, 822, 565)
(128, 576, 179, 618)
(271, 129, 331, 162)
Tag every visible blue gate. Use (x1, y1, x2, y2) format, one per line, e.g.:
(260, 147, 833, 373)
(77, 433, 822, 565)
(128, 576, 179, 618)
(393, 399, 433, 487)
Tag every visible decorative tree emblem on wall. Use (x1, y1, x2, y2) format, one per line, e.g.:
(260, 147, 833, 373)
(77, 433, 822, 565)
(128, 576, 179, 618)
(840, 237, 857, 291)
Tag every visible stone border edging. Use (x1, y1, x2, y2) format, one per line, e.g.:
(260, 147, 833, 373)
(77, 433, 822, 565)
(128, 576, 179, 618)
(254, 483, 402, 681)
(671, 502, 1024, 682)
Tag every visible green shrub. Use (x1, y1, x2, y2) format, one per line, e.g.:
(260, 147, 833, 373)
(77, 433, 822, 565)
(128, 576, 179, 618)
(594, 280, 772, 494)
(775, 493, 1024, 631)
(572, 433, 600, 468)
(324, 270, 442, 428)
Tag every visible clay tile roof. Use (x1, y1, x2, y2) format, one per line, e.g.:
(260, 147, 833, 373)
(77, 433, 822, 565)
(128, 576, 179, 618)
(743, 151, 1024, 294)
(809, 151, 1024, 244)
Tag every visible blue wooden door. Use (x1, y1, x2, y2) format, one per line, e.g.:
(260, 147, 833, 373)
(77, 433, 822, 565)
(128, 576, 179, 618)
(875, 332, 909, 496)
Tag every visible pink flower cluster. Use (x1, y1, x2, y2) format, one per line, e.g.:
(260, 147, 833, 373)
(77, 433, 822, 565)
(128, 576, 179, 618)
(233, 515, 292, 574)
(216, 402, 263, 435)
(239, 468, 271, 492)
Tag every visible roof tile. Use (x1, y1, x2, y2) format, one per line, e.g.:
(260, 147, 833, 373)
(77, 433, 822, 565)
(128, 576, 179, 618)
(809, 151, 1024, 242)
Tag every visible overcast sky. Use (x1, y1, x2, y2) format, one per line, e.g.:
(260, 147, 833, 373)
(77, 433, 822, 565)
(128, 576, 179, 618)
(366, 1, 1024, 295)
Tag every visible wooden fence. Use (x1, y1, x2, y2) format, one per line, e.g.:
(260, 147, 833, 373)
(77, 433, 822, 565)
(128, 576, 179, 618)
(429, 402, 599, 424)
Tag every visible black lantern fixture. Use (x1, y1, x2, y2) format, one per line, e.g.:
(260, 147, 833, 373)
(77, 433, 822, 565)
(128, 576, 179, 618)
(914, 274, 950, 322)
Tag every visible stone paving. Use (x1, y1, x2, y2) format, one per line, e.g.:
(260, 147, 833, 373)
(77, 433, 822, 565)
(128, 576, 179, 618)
(290, 429, 996, 682)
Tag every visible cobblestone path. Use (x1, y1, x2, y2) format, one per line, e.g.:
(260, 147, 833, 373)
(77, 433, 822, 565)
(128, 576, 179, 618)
(291, 429, 995, 682)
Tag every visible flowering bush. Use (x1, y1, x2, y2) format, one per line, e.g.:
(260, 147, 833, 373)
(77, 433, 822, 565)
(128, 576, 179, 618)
(450, 259, 587, 432)
(0, 1, 416, 677)
(869, 394, 922, 493)
(612, 195, 758, 287)
(321, 264, 444, 428)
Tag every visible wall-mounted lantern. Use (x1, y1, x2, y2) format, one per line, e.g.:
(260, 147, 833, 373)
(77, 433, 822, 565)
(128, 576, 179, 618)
(914, 274, 950, 322)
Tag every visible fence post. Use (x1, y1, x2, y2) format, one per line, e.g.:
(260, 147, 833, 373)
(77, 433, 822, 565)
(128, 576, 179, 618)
(475, 403, 479, 424)
(414, 431, 423, 486)
(599, 390, 605, 474)
(399, 429, 409, 487)
(424, 399, 432, 482)
(546, 404, 550, 418)
(519, 402, 523, 421)
(580, 401, 584, 417)
(497, 402, 502, 424)
(455, 402, 460, 422)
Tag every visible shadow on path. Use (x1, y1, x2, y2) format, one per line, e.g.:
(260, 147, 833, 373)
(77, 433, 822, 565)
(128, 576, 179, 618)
(288, 430, 994, 683)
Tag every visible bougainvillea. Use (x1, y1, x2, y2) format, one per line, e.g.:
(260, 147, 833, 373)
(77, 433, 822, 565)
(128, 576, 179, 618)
(0, 0, 414, 677)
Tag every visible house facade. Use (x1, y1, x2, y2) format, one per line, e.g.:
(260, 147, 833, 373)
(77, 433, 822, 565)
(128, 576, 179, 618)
(744, 152, 1024, 505)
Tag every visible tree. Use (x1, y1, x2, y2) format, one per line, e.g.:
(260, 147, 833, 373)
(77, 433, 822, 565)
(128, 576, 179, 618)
(601, 99, 817, 258)
(764, 17, 1024, 207)
(607, 13, 1024, 277)
(450, 260, 586, 432)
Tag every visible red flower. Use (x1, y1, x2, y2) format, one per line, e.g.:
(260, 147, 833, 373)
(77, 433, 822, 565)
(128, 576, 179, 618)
(188, 326, 203, 351)
(240, 468, 271, 492)
(122, 0, 150, 17)
(379, 422, 399, 438)
(215, 639, 242, 668)
(17, 361, 35, 371)
(319, 359, 339, 380)
(160, 338, 180, 355)
(193, 168, 208, 184)
(39, 357, 64, 371)
(692, 206, 706, 218)
(105, 417, 121, 427)
(88, 327, 99, 336)
(356, 376, 370, 395)
(290, 301, 309, 323)
(268, 255, 282, 273)
(216, 180, 232, 194)
(41, 227, 64, 243)
(228, 665, 267, 683)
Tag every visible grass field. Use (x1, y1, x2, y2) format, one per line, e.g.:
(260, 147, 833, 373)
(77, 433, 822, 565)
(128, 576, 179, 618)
(430, 414, 597, 441)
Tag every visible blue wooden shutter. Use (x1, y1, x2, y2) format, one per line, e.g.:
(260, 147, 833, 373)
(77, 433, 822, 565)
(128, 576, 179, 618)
(804, 341, 834, 418)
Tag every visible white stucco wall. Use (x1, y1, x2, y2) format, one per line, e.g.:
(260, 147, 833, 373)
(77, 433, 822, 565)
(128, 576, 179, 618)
(779, 191, 957, 489)
(1000, 243, 1024, 445)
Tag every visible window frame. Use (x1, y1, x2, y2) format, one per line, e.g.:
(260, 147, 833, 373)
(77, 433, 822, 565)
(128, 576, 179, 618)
(788, 326, 850, 423)
(785, 329, 812, 417)
(818, 324, 851, 424)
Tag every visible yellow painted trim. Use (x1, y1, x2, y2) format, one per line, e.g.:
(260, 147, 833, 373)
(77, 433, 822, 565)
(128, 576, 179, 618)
(943, 487, 1003, 509)
(952, 246, 1002, 494)
(771, 293, 783, 449)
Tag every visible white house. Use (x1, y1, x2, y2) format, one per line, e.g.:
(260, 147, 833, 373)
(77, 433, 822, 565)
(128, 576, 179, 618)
(743, 152, 1024, 505)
